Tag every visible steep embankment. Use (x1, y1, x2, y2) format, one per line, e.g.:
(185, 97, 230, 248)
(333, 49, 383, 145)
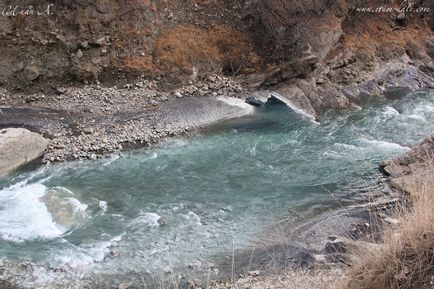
(1, 0, 433, 111)
(0, 0, 258, 89)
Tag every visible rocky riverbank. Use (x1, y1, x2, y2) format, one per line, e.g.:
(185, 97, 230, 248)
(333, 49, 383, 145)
(348, 136, 434, 289)
(202, 136, 434, 289)
(380, 135, 434, 194)
(0, 75, 255, 166)
(0, 70, 432, 169)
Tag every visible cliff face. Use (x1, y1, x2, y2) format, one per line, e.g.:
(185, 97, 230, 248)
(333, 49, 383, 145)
(0, 0, 258, 89)
(246, 0, 434, 110)
(0, 0, 433, 110)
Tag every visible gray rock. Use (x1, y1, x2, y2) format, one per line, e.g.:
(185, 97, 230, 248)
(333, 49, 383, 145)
(425, 36, 434, 58)
(245, 96, 264, 107)
(23, 65, 41, 82)
(149, 99, 159, 106)
(118, 283, 129, 289)
(207, 75, 216, 82)
(0, 128, 49, 176)
(95, 37, 107, 46)
(270, 84, 317, 119)
(384, 217, 399, 225)
(76, 49, 83, 59)
(248, 270, 261, 277)
(80, 41, 89, 49)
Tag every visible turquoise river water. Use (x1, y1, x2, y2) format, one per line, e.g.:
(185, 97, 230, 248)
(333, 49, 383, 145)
(0, 90, 433, 287)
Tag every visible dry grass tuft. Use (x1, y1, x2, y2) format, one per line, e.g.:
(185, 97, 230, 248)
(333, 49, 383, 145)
(156, 25, 259, 75)
(348, 157, 434, 289)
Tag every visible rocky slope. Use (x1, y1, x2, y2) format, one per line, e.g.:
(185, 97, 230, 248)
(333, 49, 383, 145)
(1, 0, 433, 110)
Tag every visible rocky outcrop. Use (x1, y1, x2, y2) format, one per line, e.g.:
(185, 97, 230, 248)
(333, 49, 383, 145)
(380, 135, 434, 195)
(246, 85, 318, 120)
(249, 0, 347, 64)
(245, 0, 434, 113)
(0, 128, 49, 176)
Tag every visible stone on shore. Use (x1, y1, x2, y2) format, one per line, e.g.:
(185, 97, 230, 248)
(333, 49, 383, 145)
(380, 135, 434, 195)
(0, 128, 49, 176)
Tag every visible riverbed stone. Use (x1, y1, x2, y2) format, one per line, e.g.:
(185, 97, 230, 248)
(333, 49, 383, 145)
(0, 128, 49, 176)
(118, 283, 129, 289)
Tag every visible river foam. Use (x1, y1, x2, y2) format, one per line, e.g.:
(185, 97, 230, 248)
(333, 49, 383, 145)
(358, 138, 411, 152)
(0, 183, 65, 242)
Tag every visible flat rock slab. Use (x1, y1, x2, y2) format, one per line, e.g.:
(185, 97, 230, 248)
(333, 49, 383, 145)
(0, 106, 75, 134)
(0, 128, 49, 176)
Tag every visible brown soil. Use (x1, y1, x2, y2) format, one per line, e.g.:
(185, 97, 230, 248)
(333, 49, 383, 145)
(0, 0, 432, 93)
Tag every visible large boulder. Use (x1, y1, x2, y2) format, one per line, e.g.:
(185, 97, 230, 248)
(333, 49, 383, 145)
(271, 84, 317, 119)
(0, 128, 49, 176)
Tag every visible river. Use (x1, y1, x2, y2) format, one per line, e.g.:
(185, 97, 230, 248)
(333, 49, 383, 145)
(0, 90, 433, 288)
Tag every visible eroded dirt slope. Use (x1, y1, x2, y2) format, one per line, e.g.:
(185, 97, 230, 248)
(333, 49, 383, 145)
(0, 0, 433, 109)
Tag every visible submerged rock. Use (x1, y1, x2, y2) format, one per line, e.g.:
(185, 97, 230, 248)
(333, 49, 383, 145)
(0, 128, 49, 176)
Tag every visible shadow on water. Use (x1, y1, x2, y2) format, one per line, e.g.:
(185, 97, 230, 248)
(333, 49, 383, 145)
(203, 102, 312, 135)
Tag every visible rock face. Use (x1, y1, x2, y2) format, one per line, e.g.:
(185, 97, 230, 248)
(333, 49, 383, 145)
(249, 0, 347, 60)
(0, 128, 49, 176)
(247, 0, 434, 113)
(0, 0, 432, 100)
(270, 85, 317, 119)
(380, 135, 434, 195)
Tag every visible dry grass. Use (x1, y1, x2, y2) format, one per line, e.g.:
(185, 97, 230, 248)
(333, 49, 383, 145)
(348, 157, 434, 289)
(155, 25, 259, 75)
(123, 54, 156, 73)
(342, 14, 432, 50)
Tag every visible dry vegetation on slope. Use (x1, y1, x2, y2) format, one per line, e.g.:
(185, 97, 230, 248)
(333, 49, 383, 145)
(349, 137, 434, 289)
(350, 185, 434, 289)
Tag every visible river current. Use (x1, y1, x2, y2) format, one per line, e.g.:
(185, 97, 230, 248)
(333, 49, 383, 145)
(0, 90, 433, 287)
